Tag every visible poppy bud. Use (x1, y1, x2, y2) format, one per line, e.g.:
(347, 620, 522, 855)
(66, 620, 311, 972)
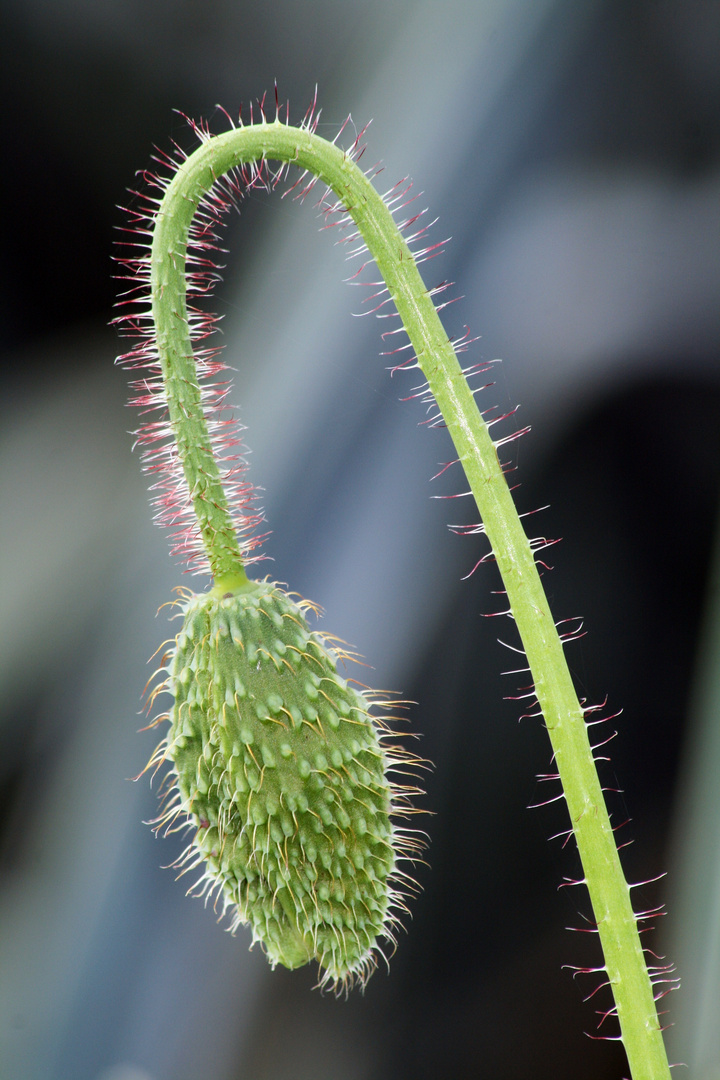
(156, 579, 422, 990)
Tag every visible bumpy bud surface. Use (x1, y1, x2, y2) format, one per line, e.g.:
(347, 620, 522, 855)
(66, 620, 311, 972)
(157, 579, 418, 989)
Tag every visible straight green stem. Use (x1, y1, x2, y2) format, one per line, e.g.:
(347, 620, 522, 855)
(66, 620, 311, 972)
(150, 117, 671, 1079)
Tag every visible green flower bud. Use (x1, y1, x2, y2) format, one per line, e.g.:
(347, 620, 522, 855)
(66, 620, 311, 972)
(152, 579, 424, 991)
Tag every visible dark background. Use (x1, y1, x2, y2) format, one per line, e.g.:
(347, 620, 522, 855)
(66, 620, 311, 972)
(1, 1, 719, 1078)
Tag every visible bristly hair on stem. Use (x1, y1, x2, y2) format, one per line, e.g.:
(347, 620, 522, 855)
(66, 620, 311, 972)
(112, 92, 478, 579)
(113, 103, 288, 577)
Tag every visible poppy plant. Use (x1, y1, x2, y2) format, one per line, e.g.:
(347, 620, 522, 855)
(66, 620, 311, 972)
(115, 94, 674, 1076)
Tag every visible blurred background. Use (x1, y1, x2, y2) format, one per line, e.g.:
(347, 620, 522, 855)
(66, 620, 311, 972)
(1, 1, 719, 1077)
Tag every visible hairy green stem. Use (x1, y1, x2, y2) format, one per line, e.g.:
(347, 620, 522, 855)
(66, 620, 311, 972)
(150, 117, 671, 1078)
(151, 166, 249, 588)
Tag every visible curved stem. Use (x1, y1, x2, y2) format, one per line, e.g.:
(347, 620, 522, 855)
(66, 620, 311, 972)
(151, 163, 249, 587)
(150, 117, 671, 1079)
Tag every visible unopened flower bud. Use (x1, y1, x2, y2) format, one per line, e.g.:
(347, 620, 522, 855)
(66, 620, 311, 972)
(154, 579, 422, 990)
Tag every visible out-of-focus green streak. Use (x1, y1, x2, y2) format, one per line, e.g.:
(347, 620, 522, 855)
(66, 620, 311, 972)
(666, 505, 720, 1077)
